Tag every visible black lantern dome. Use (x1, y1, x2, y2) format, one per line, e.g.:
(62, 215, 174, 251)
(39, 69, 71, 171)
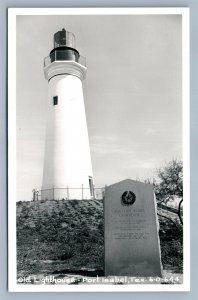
(50, 28, 80, 63)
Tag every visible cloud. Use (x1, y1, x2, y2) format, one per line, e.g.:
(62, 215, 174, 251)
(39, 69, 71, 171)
(145, 128, 156, 136)
(90, 134, 136, 156)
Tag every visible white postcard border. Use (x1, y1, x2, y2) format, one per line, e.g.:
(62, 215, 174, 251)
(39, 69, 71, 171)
(8, 7, 190, 292)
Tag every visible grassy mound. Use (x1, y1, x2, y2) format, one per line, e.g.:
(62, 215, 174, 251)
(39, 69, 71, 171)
(17, 199, 182, 277)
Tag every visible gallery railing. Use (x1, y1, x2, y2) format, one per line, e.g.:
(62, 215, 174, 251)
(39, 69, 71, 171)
(44, 49, 86, 68)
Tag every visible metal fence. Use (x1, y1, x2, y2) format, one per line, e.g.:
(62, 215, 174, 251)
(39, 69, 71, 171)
(32, 187, 105, 201)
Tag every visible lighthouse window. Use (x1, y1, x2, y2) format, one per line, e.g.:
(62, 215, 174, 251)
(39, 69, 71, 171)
(53, 96, 58, 105)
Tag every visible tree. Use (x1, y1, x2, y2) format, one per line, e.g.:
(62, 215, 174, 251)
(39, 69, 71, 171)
(146, 159, 183, 227)
(154, 159, 183, 204)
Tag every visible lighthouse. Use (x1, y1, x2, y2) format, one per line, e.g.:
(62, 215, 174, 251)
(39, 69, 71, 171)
(41, 29, 94, 200)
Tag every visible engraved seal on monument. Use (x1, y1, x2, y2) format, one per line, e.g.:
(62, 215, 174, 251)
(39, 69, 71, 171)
(121, 190, 136, 206)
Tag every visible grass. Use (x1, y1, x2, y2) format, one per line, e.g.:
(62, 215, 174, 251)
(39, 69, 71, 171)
(17, 199, 183, 278)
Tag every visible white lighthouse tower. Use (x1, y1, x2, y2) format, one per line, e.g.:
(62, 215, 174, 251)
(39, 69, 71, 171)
(41, 29, 94, 200)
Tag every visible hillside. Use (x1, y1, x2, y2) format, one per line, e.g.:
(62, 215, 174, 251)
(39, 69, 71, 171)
(17, 199, 183, 279)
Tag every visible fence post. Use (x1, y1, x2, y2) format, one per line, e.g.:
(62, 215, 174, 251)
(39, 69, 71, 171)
(93, 185, 95, 200)
(82, 184, 83, 200)
(67, 185, 69, 200)
(53, 186, 54, 200)
(32, 189, 35, 201)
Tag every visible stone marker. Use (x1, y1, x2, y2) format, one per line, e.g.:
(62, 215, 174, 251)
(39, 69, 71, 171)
(104, 179, 162, 277)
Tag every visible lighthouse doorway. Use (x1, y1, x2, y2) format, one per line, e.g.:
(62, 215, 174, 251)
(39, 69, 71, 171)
(89, 176, 94, 198)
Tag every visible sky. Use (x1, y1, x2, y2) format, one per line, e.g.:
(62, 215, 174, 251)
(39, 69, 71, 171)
(16, 14, 182, 201)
